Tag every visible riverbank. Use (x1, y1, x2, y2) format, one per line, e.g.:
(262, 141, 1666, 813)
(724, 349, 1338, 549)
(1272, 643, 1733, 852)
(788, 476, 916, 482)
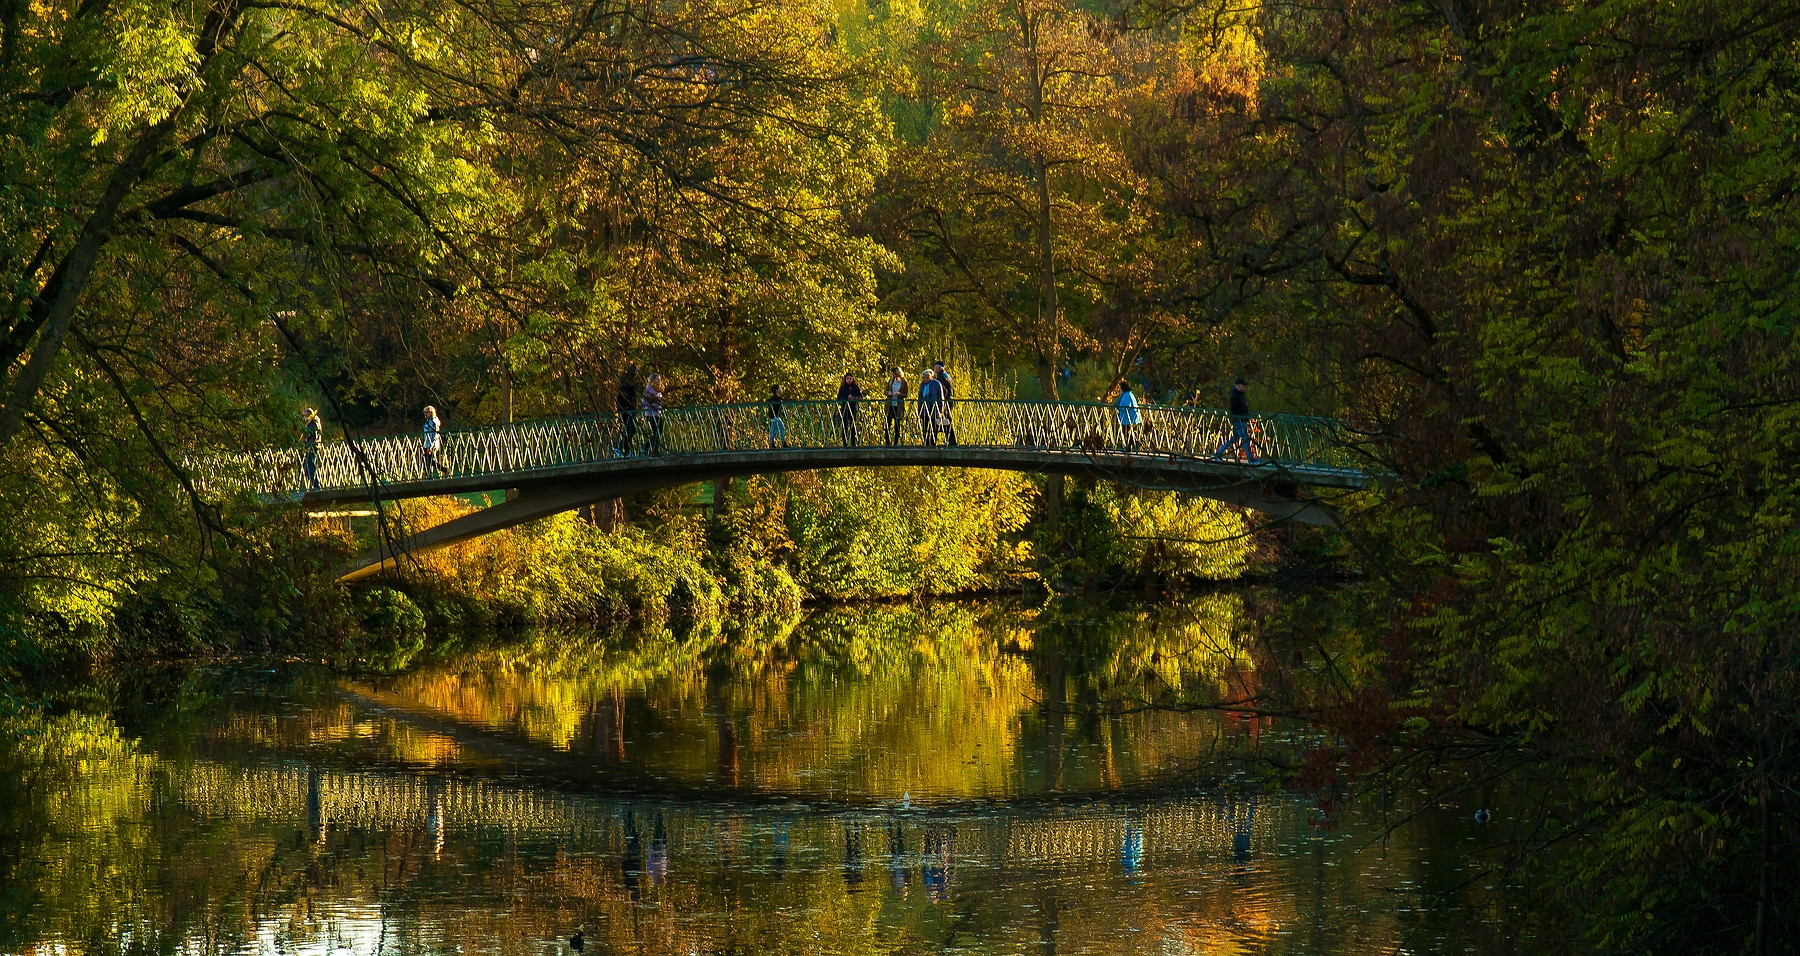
(3, 469, 1306, 676)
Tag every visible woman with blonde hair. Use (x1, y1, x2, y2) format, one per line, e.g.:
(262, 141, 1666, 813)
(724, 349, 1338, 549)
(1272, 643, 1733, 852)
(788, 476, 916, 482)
(421, 405, 443, 476)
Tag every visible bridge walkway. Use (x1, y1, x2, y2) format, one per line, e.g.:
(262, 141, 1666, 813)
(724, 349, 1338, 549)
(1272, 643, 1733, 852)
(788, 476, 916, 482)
(205, 398, 1377, 581)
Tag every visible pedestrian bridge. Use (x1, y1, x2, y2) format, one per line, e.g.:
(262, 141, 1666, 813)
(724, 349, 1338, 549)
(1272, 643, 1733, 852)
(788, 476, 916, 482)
(217, 399, 1377, 582)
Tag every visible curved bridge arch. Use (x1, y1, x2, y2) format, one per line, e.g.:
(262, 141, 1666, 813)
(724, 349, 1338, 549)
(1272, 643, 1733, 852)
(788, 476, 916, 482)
(220, 399, 1376, 582)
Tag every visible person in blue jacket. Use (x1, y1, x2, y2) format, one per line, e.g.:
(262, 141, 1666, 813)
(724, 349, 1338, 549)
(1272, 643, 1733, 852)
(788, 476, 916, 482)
(1115, 381, 1142, 451)
(918, 369, 945, 447)
(931, 361, 958, 446)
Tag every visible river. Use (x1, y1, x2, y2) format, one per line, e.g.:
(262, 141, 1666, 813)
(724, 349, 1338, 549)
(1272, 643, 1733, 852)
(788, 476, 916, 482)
(0, 597, 1526, 954)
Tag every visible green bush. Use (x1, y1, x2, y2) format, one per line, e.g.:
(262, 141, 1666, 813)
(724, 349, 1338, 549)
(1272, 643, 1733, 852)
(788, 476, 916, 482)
(777, 466, 1037, 598)
(344, 587, 428, 673)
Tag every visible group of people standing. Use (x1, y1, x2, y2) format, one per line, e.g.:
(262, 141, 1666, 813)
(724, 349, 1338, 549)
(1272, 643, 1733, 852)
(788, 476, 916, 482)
(295, 366, 1260, 491)
(761, 361, 961, 449)
(614, 364, 666, 457)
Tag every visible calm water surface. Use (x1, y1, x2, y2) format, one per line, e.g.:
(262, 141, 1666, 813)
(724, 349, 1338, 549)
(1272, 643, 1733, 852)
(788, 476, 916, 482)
(1, 600, 1520, 954)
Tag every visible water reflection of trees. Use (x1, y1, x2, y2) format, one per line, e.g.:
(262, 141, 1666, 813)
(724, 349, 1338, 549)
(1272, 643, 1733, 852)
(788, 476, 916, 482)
(0, 598, 1505, 954)
(329, 599, 1269, 800)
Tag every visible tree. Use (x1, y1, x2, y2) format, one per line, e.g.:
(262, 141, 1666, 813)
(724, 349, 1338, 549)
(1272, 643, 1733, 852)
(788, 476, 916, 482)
(869, 0, 1178, 541)
(0, 0, 898, 640)
(1150, 0, 1800, 949)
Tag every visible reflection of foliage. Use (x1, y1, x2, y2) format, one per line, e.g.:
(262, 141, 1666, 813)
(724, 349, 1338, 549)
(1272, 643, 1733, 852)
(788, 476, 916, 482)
(0, 700, 143, 953)
(1051, 595, 1251, 703)
(1060, 484, 1250, 586)
(348, 587, 429, 673)
(0, 599, 1502, 954)
(366, 599, 1259, 799)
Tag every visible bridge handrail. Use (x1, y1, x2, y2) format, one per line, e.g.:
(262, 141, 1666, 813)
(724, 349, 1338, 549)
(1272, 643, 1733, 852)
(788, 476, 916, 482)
(196, 398, 1374, 499)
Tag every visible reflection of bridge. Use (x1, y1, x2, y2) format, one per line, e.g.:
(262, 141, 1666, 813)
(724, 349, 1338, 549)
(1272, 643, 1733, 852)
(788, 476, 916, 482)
(220, 399, 1376, 581)
(170, 760, 1288, 870)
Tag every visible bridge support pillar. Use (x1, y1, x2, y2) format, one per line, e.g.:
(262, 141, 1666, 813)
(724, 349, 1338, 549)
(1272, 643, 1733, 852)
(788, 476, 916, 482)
(337, 481, 604, 583)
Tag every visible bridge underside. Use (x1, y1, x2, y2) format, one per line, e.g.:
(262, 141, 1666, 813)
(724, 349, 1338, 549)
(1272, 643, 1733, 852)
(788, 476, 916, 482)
(315, 447, 1362, 583)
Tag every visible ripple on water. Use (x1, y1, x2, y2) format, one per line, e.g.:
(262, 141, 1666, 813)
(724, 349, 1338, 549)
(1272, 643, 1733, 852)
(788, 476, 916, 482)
(3, 606, 1525, 954)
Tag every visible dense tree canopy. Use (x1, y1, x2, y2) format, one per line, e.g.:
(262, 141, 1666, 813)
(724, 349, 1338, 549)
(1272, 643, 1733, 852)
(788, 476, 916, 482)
(0, 0, 893, 633)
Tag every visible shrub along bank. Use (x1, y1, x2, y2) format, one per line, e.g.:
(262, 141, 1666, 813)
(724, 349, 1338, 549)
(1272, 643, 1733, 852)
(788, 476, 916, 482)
(0, 466, 1257, 675)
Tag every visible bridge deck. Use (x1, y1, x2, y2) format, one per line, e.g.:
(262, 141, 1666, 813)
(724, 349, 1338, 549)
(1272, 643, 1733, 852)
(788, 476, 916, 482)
(220, 398, 1374, 499)
(198, 399, 1378, 581)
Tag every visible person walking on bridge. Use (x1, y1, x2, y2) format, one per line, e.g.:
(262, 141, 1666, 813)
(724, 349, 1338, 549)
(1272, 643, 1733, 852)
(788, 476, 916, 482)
(931, 361, 958, 446)
(884, 368, 907, 445)
(836, 373, 864, 447)
(616, 364, 639, 457)
(300, 406, 323, 491)
(768, 384, 789, 448)
(641, 373, 666, 455)
(1213, 378, 1259, 463)
(1115, 382, 1141, 452)
(918, 369, 945, 448)
(421, 405, 443, 477)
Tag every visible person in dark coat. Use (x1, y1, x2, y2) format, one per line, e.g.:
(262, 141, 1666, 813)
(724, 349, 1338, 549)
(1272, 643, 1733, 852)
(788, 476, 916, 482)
(883, 367, 907, 445)
(917, 370, 944, 447)
(768, 384, 789, 448)
(836, 373, 864, 446)
(300, 407, 323, 490)
(1213, 378, 1259, 463)
(640, 373, 666, 455)
(931, 361, 958, 446)
(616, 364, 639, 456)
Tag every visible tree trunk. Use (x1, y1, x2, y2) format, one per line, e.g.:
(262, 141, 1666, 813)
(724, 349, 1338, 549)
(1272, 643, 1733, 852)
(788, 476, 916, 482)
(502, 367, 517, 502)
(0, 0, 242, 448)
(1023, 8, 1065, 568)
